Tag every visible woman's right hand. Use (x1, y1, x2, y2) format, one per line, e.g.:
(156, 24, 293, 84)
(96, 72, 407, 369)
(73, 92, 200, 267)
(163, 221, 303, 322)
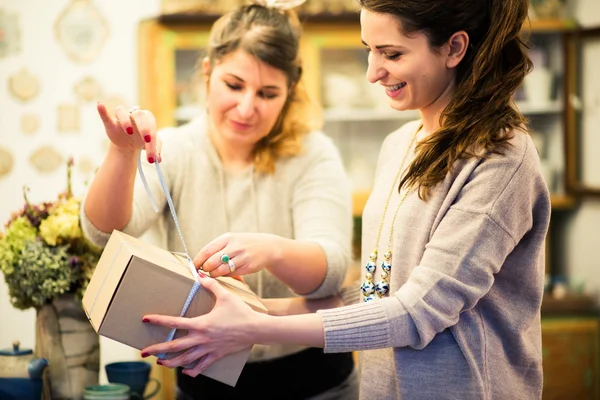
(97, 102, 162, 163)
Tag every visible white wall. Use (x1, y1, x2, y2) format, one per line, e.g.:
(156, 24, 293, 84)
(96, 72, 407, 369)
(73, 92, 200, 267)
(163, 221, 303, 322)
(0, 0, 160, 384)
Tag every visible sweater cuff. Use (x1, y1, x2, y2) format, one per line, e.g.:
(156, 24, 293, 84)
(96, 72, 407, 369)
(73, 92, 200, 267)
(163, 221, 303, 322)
(317, 300, 390, 353)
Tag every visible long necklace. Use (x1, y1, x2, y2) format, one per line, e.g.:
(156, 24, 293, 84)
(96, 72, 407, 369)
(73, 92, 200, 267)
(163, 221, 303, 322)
(360, 124, 421, 302)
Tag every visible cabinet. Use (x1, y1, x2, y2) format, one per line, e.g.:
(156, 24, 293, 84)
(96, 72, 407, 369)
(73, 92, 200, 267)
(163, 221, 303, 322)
(541, 316, 600, 400)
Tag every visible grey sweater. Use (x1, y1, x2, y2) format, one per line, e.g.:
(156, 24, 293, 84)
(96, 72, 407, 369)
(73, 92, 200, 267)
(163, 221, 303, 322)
(318, 120, 550, 399)
(81, 116, 353, 362)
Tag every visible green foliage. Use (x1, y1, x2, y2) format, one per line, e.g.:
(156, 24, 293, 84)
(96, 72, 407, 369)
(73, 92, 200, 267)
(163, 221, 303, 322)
(0, 159, 101, 310)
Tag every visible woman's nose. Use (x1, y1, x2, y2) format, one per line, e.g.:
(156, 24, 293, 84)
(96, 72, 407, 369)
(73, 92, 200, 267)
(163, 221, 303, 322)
(237, 93, 256, 119)
(366, 55, 386, 84)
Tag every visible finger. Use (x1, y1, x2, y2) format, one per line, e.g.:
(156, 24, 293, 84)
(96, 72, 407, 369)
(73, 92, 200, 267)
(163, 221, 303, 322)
(141, 334, 202, 359)
(97, 102, 118, 132)
(130, 109, 157, 162)
(114, 106, 134, 135)
(158, 346, 208, 369)
(142, 314, 198, 331)
(156, 138, 163, 163)
(193, 234, 230, 270)
(183, 353, 218, 378)
(208, 259, 236, 278)
(197, 273, 229, 298)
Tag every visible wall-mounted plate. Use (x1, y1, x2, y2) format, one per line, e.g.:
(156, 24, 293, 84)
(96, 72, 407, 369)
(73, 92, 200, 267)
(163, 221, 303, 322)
(9, 68, 40, 102)
(30, 145, 63, 173)
(0, 146, 15, 177)
(55, 0, 109, 63)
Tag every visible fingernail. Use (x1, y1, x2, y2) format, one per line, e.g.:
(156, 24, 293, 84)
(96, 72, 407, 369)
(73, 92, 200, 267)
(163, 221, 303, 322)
(141, 352, 149, 358)
(144, 135, 151, 143)
(142, 317, 150, 323)
(198, 270, 207, 278)
(156, 360, 163, 366)
(126, 127, 134, 135)
(147, 157, 155, 164)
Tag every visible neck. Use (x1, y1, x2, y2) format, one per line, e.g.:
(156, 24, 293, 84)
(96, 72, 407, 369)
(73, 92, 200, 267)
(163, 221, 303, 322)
(208, 119, 254, 172)
(418, 80, 455, 133)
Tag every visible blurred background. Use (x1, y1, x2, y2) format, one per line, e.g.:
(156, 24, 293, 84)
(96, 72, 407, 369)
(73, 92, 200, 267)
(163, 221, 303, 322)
(1, 0, 599, 398)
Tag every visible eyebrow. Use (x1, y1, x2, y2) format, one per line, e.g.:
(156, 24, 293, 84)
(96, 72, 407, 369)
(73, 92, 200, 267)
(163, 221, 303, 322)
(226, 73, 283, 91)
(360, 39, 402, 50)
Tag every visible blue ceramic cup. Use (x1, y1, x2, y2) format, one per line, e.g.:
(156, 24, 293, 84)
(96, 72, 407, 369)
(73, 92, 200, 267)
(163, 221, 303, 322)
(105, 361, 160, 399)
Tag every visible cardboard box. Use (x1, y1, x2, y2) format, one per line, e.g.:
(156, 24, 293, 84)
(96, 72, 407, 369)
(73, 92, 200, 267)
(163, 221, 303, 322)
(82, 230, 267, 387)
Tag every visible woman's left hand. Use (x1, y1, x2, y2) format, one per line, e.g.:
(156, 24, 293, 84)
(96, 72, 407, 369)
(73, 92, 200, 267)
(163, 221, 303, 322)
(193, 232, 282, 277)
(140, 272, 263, 377)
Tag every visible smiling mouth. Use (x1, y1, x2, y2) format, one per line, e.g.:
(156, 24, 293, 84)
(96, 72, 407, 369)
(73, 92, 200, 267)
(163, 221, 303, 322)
(385, 82, 407, 93)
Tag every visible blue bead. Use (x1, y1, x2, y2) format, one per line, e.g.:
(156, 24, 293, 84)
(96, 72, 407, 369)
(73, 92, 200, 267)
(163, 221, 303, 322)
(381, 261, 391, 272)
(360, 281, 375, 295)
(375, 281, 389, 295)
(363, 294, 377, 302)
(365, 261, 376, 273)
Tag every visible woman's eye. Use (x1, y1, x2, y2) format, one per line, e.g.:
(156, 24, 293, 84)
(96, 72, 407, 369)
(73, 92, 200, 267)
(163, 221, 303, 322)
(258, 91, 278, 99)
(225, 82, 242, 91)
(385, 53, 401, 61)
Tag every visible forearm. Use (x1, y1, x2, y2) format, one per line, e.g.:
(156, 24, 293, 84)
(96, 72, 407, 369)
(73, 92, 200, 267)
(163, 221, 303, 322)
(84, 144, 139, 232)
(262, 295, 343, 316)
(267, 237, 327, 295)
(252, 312, 325, 348)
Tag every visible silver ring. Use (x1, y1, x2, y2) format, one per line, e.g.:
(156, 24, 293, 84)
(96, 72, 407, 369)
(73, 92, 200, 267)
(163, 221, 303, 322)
(227, 259, 235, 273)
(129, 105, 140, 115)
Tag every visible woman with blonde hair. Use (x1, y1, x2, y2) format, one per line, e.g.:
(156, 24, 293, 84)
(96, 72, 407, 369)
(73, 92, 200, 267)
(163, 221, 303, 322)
(81, 2, 358, 399)
(141, 0, 551, 398)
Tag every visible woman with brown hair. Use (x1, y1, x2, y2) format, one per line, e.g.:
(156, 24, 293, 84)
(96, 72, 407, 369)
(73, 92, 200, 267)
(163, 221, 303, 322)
(141, 0, 550, 398)
(81, 2, 358, 399)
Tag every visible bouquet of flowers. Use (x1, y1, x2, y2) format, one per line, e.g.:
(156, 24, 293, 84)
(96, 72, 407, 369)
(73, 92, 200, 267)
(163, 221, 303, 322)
(0, 159, 101, 310)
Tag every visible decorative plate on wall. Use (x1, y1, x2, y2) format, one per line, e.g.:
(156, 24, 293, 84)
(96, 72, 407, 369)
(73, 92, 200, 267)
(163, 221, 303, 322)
(55, 0, 109, 64)
(74, 76, 103, 103)
(21, 113, 40, 135)
(0, 146, 15, 178)
(8, 68, 40, 102)
(57, 103, 80, 133)
(30, 145, 63, 173)
(0, 9, 21, 59)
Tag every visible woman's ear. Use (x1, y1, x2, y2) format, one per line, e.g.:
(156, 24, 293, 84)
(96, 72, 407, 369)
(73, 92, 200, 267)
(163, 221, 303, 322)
(202, 57, 211, 82)
(446, 31, 469, 69)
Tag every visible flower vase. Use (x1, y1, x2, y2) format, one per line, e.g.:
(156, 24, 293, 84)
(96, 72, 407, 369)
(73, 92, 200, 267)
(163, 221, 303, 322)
(35, 293, 100, 400)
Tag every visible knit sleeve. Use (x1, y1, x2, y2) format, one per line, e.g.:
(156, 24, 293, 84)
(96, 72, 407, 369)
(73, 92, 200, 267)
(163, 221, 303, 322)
(291, 132, 353, 299)
(317, 135, 550, 352)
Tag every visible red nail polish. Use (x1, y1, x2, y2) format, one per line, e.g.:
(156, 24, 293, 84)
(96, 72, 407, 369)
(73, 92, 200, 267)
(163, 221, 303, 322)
(141, 352, 149, 358)
(147, 157, 155, 164)
(144, 135, 151, 143)
(198, 271, 207, 278)
(157, 360, 163, 366)
(126, 127, 134, 135)
(142, 317, 150, 323)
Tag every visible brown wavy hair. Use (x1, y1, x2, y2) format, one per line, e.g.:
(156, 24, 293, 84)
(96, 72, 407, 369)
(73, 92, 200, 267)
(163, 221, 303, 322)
(205, 4, 322, 174)
(358, 0, 533, 199)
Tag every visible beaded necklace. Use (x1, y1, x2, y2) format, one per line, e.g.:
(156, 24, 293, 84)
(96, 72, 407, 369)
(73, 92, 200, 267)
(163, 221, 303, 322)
(360, 124, 422, 302)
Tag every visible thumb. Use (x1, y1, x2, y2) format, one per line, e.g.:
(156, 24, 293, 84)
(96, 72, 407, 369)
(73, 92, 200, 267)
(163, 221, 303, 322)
(198, 272, 228, 299)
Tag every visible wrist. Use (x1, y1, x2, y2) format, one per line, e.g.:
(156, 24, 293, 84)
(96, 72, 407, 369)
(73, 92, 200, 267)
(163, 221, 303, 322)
(108, 143, 140, 161)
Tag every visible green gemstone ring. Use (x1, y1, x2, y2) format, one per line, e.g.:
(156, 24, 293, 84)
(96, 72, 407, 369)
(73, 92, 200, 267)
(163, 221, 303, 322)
(220, 253, 230, 263)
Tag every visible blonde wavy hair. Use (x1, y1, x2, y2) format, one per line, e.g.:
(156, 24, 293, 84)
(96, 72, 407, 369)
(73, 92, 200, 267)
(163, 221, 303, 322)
(204, 4, 322, 174)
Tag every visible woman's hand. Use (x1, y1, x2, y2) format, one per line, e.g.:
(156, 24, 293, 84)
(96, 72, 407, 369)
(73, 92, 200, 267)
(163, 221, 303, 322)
(194, 232, 283, 277)
(140, 272, 265, 377)
(97, 102, 162, 164)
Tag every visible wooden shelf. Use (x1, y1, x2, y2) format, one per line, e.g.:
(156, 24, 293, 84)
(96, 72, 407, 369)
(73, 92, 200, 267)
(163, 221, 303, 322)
(524, 19, 577, 32)
(353, 191, 577, 217)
